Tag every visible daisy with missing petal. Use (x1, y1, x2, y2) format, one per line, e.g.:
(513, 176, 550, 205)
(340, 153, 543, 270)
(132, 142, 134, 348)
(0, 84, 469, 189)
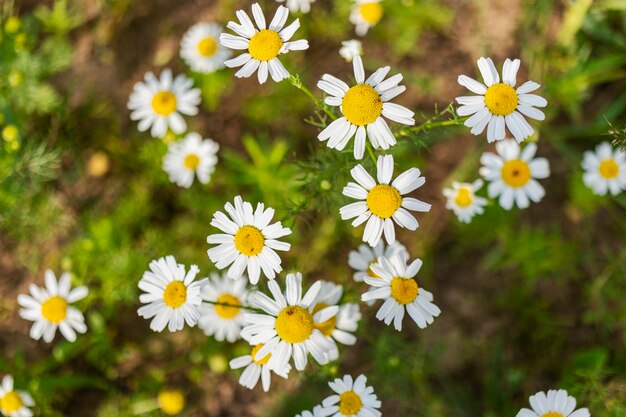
(207, 196, 291, 284)
(17, 270, 88, 343)
(339, 40, 363, 63)
(457, 57, 547, 143)
(128, 69, 201, 138)
(348, 240, 408, 282)
(220, 3, 309, 84)
(340, 154, 431, 247)
(363, 254, 440, 331)
(137, 256, 207, 332)
(350, 0, 383, 37)
(276, 0, 315, 14)
(180, 23, 232, 73)
(443, 179, 488, 223)
(240, 273, 338, 371)
(0, 376, 34, 417)
(480, 139, 550, 210)
(582, 141, 626, 196)
(163, 132, 219, 188)
(198, 273, 249, 343)
(310, 281, 361, 361)
(229, 343, 291, 392)
(317, 55, 415, 159)
(321, 374, 381, 417)
(516, 389, 590, 417)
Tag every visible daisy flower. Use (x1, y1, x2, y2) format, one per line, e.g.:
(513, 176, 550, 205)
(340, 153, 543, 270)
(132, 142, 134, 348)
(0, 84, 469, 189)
(163, 132, 219, 188)
(348, 240, 408, 282)
(240, 273, 338, 371)
(17, 270, 88, 343)
(276, 0, 315, 14)
(317, 55, 415, 160)
(229, 343, 291, 392)
(137, 256, 207, 332)
(479, 139, 550, 210)
(219, 3, 309, 84)
(198, 273, 249, 343)
(340, 154, 431, 247)
(0, 376, 34, 417)
(516, 389, 590, 417)
(350, 0, 384, 37)
(127, 69, 201, 138)
(310, 281, 361, 361)
(180, 23, 231, 73)
(206, 196, 291, 284)
(581, 141, 626, 196)
(363, 254, 440, 331)
(456, 57, 547, 143)
(320, 374, 381, 417)
(443, 179, 488, 223)
(339, 40, 363, 63)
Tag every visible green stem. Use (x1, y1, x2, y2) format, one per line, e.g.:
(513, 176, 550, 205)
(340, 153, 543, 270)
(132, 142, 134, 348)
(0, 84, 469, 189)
(365, 141, 377, 164)
(289, 74, 337, 121)
(396, 117, 467, 138)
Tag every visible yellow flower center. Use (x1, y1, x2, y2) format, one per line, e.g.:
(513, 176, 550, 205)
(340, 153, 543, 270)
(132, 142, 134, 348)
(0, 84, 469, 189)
(234, 225, 265, 256)
(454, 187, 474, 207)
(598, 159, 619, 179)
(359, 2, 383, 25)
(339, 390, 363, 416)
(366, 184, 402, 219)
(163, 281, 187, 308)
(197, 37, 217, 57)
(151, 91, 177, 116)
(251, 343, 271, 365)
(157, 390, 185, 415)
(41, 296, 68, 324)
(342, 84, 383, 126)
(484, 83, 518, 116)
(367, 262, 380, 278)
(183, 153, 200, 170)
(248, 29, 283, 61)
(275, 305, 314, 344)
(541, 413, 565, 417)
(312, 303, 337, 336)
(390, 277, 418, 305)
(0, 391, 23, 413)
(501, 159, 531, 188)
(214, 294, 241, 319)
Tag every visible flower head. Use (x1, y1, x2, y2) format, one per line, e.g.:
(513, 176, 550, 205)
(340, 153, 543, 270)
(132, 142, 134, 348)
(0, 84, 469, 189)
(0, 376, 34, 417)
(198, 273, 249, 343)
(443, 179, 488, 223)
(516, 389, 589, 417)
(350, 0, 384, 37)
(457, 57, 547, 143)
(18, 270, 88, 343)
(180, 23, 231, 73)
(163, 132, 219, 188)
(321, 374, 381, 417)
(581, 141, 626, 196)
(229, 343, 291, 392)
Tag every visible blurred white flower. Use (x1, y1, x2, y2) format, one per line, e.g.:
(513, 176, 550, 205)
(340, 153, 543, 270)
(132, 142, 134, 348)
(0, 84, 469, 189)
(581, 141, 626, 196)
(339, 39, 363, 62)
(443, 179, 488, 223)
(163, 132, 219, 188)
(180, 23, 231, 73)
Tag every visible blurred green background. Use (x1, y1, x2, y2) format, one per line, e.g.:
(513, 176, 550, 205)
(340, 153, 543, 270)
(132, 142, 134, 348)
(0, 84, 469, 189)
(1, 0, 626, 416)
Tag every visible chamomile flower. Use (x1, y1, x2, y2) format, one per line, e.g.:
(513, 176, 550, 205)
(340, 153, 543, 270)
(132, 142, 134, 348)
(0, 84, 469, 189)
(363, 254, 441, 331)
(206, 196, 291, 284)
(479, 139, 550, 210)
(276, 0, 315, 13)
(137, 256, 207, 332)
(443, 179, 488, 223)
(0, 376, 34, 417)
(339, 40, 363, 62)
(240, 273, 338, 371)
(340, 154, 431, 247)
(180, 23, 231, 73)
(348, 240, 408, 283)
(350, 0, 384, 37)
(127, 69, 201, 138)
(163, 132, 219, 188)
(229, 344, 291, 392)
(516, 389, 590, 417)
(581, 141, 626, 196)
(320, 374, 381, 417)
(17, 270, 88, 343)
(310, 281, 361, 361)
(220, 3, 309, 84)
(457, 57, 547, 143)
(198, 273, 249, 343)
(317, 55, 415, 159)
